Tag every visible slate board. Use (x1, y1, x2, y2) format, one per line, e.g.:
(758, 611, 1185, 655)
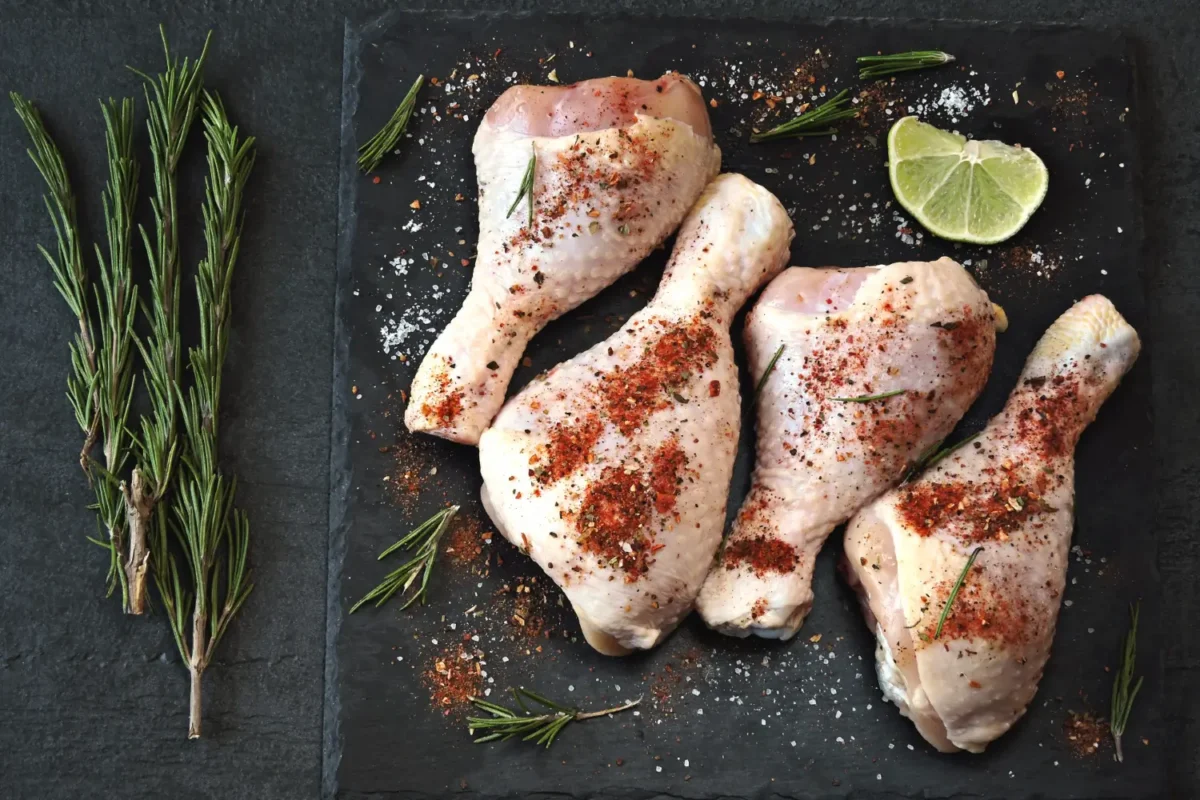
(328, 11, 1160, 799)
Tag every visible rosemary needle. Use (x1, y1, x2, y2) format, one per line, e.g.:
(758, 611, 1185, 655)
(1110, 601, 1144, 763)
(749, 88, 858, 143)
(506, 149, 536, 228)
(902, 431, 982, 483)
(832, 389, 906, 403)
(857, 50, 956, 81)
(753, 344, 785, 401)
(351, 505, 459, 613)
(468, 688, 641, 748)
(357, 74, 424, 173)
(934, 546, 983, 639)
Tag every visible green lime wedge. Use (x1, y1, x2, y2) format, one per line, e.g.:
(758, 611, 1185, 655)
(888, 116, 1048, 245)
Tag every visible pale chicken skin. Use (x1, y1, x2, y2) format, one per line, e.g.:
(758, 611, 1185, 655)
(697, 259, 996, 639)
(405, 74, 721, 444)
(478, 174, 794, 655)
(843, 295, 1140, 753)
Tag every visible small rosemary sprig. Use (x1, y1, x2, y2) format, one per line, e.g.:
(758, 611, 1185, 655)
(165, 93, 256, 739)
(857, 50, 956, 81)
(749, 88, 858, 143)
(901, 431, 981, 484)
(468, 688, 641, 748)
(9, 93, 98, 473)
(357, 74, 424, 173)
(1110, 602, 1144, 763)
(129, 26, 212, 615)
(832, 388, 906, 403)
(506, 149, 536, 227)
(934, 546, 983, 639)
(351, 505, 460, 613)
(753, 344, 785, 401)
(10, 92, 139, 603)
(92, 97, 141, 606)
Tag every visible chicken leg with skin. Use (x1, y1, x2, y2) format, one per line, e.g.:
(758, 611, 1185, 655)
(479, 174, 794, 655)
(405, 74, 721, 445)
(696, 258, 997, 640)
(842, 295, 1140, 753)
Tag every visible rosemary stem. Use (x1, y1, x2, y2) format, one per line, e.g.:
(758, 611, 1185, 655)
(575, 698, 642, 720)
(123, 470, 152, 614)
(188, 605, 207, 739)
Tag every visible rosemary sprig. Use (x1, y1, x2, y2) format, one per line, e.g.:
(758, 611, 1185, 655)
(129, 26, 212, 615)
(10, 93, 140, 602)
(92, 97, 141, 606)
(749, 88, 858, 143)
(753, 344, 785, 401)
(164, 93, 256, 739)
(357, 73, 424, 173)
(351, 505, 459, 613)
(934, 546, 983, 639)
(832, 389, 906, 403)
(1110, 602, 1144, 763)
(506, 149, 536, 227)
(468, 688, 641, 748)
(9, 93, 98, 472)
(857, 50, 955, 81)
(901, 431, 981, 484)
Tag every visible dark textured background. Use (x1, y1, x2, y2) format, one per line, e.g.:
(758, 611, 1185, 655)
(0, 1, 1195, 799)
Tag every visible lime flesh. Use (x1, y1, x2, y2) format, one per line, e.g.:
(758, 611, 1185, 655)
(888, 116, 1048, 245)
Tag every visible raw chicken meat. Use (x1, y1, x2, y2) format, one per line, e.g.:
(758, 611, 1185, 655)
(478, 174, 793, 655)
(843, 295, 1140, 753)
(405, 74, 721, 445)
(697, 259, 997, 639)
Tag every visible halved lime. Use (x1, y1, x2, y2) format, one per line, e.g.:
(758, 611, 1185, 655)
(888, 116, 1048, 245)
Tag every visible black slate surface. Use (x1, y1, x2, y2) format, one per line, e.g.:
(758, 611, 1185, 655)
(0, 2, 1197, 800)
(331, 11, 1159, 799)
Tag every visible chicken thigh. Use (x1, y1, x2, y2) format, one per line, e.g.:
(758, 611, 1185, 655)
(478, 173, 793, 655)
(405, 74, 721, 444)
(697, 259, 996, 639)
(843, 295, 1140, 753)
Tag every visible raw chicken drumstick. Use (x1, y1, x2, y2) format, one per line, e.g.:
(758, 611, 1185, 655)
(842, 295, 1140, 753)
(405, 74, 721, 445)
(478, 174, 794, 655)
(697, 259, 997, 639)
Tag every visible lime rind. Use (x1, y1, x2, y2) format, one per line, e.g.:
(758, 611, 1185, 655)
(888, 116, 1048, 245)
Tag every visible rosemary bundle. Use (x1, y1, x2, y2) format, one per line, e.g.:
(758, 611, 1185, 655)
(11, 27, 257, 740)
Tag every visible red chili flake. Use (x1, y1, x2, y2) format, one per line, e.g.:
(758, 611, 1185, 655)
(1013, 373, 1082, 459)
(921, 568, 1036, 646)
(597, 317, 718, 437)
(575, 438, 688, 581)
(708, 379, 721, 397)
(722, 535, 799, 576)
(896, 467, 1050, 544)
(417, 367, 464, 427)
(372, 176, 381, 184)
(751, 598, 768, 619)
(535, 413, 603, 485)
(422, 643, 482, 712)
